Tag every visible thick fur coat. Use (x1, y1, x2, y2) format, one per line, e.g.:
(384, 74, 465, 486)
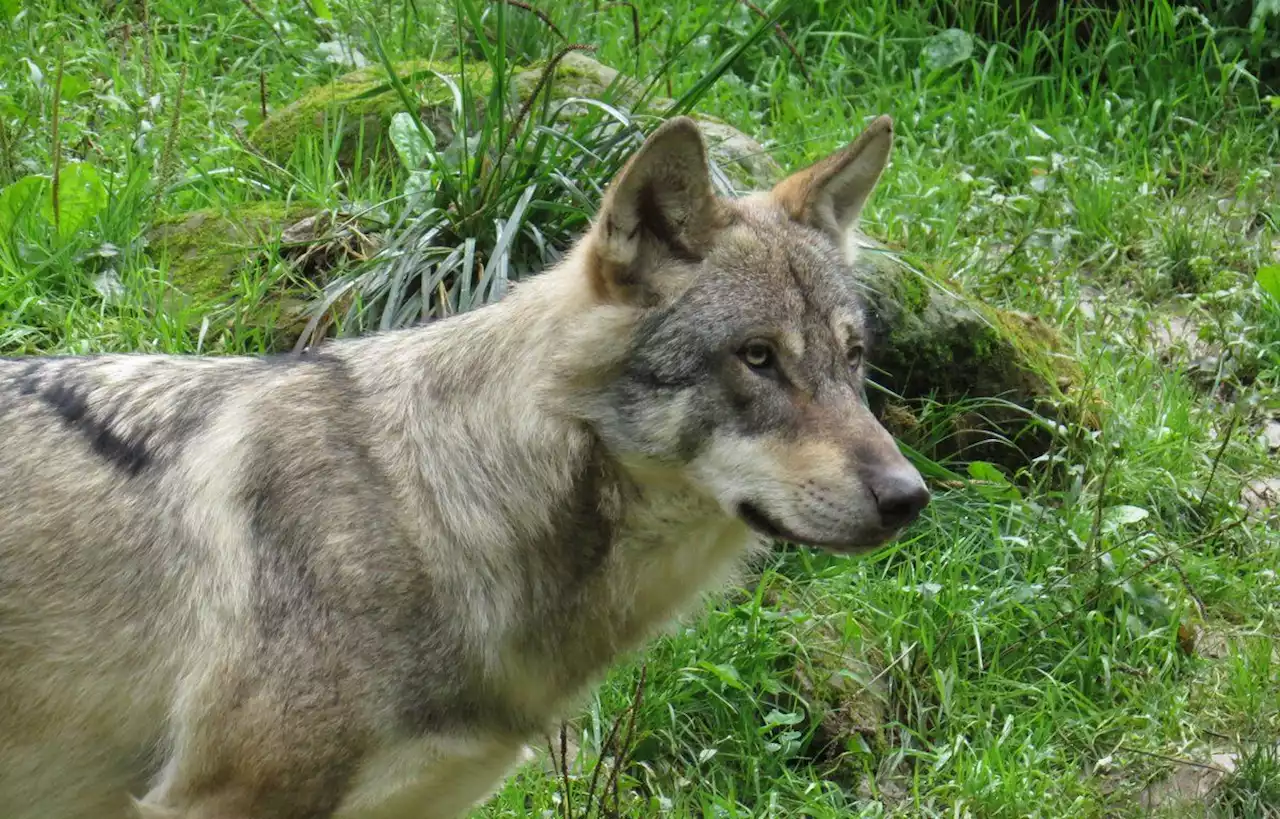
(0, 114, 928, 818)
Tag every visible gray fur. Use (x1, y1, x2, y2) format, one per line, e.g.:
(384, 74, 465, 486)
(0, 115, 927, 819)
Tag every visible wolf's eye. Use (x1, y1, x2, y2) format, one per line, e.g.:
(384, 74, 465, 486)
(847, 345, 865, 370)
(740, 341, 775, 371)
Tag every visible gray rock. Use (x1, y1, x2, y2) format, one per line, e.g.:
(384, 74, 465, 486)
(1242, 477, 1280, 527)
(1139, 751, 1237, 811)
(848, 230, 1084, 467)
(1260, 419, 1280, 452)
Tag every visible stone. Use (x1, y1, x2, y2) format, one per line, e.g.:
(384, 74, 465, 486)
(1139, 751, 1237, 811)
(691, 116, 784, 192)
(768, 591, 890, 770)
(1149, 312, 1224, 385)
(1260, 419, 1280, 452)
(250, 58, 479, 170)
(849, 230, 1086, 467)
(1242, 477, 1280, 526)
(148, 203, 317, 305)
(146, 204, 378, 348)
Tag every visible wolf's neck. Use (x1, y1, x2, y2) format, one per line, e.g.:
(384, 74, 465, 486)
(344, 265, 759, 723)
(348, 268, 598, 541)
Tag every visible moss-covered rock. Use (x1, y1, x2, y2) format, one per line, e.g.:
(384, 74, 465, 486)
(146, 204, 376, 349)
(249, 52, 782, 189)
(250, 59, 485, 169)
(148, 203, 317, 304)
(849, 230, 1089, 468)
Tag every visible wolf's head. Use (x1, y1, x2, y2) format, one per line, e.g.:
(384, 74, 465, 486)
(578, 115, 928, 553)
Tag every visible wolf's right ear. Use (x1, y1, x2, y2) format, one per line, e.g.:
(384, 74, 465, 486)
(589, 116, 724, 303)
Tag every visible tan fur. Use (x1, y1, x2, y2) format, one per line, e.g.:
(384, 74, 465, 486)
(0, 115, 927, 818)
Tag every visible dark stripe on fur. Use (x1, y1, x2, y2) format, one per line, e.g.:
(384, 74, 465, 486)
(14, 361, 43, 396)
(39, 382, 152, 476)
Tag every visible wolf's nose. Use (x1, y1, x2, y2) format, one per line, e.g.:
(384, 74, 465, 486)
(869, 469, 930, 529)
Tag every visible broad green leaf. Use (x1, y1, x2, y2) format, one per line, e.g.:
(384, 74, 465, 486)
(967, 459, 1020, 501)
(389, 111, 433, 170)
(404, 169, 435, 212)
(762, 709, 804, 728)
(60, 74, 91, 100)
(0, 0, 19, 21)
(308, 0, 333, 20)
(0, 174, 47, 233)
(968, 460, 1010, 484)
(365, 23, 437, 173)
(923, 28, 974, 71)
(1102, 504, 1149, 532)
(698, 661, 745, 690)
(41, 162, 107, 238)
(1121, 578, 1174, 624)
(1257, 264, 1280, 304)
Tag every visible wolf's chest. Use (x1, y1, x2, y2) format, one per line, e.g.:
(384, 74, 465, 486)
(490, 501, 760, 729)
(605, 512, 758, 639)
(333, 735, 532, 819)
(552, 505, 759, 682)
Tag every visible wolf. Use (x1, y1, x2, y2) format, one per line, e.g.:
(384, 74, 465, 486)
(0, 113, 928, 818)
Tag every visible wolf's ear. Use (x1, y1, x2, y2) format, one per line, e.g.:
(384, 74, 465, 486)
(589, 116, 723, 303)
(770, 115, 893, 242)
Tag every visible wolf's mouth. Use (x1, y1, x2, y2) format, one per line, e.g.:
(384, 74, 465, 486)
(738, 502, 797, 542)
(738, 501, 887, 553)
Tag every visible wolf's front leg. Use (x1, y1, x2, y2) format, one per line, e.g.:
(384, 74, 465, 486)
(135, 662, 532, 819)
(133, 652, 367, 819)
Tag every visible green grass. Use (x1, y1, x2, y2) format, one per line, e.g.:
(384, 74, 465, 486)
(3, 0, 1279, 816)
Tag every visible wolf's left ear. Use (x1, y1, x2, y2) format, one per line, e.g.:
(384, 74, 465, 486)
(770, 115, 893, 242)
(589, 116, 724, 303)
